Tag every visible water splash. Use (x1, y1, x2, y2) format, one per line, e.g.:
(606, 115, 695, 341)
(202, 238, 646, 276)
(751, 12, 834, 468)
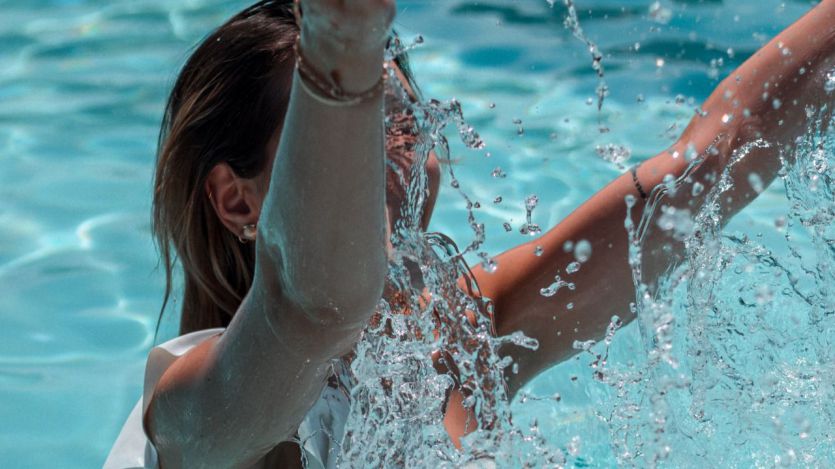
(334, 38, 567, 467)
(540, 275, 576, 298)
(520, 194, 542, 236)
(559, 0, 609, 130)
(332, 20, 834, 469)
(598, 114, 835, 467)
(595, 143, 632, 170)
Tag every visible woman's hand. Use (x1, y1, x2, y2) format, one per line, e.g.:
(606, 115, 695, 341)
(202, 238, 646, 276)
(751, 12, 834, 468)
(298, 0, 396, 92)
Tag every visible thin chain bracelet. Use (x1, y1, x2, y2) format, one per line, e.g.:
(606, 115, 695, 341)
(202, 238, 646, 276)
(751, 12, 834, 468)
(293, 34, 388, 107)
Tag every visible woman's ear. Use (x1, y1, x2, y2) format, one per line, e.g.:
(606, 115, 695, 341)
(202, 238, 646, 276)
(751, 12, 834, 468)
(205, 163, 262, 238)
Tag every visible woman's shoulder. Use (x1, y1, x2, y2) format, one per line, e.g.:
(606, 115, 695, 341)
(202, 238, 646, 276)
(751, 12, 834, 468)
(103, 328, 226, 469)
(142, 328, 226, 412)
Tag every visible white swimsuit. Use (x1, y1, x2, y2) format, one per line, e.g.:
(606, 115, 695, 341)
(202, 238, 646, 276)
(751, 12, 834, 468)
(103, 328, 350, 469)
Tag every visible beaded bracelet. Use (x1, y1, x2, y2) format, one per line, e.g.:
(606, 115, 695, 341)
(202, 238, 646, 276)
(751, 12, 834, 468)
(630, 163, 648, 200)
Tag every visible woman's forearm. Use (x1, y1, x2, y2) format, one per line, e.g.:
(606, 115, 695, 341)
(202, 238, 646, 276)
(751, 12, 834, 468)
(471, 0, 835, 394)
(258, 56, 388, 325)
(258, 13, 391, 328)
(667, 0, 835, 219)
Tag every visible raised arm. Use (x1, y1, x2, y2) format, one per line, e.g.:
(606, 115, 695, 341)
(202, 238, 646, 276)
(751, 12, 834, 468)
(473, 0, 835, 394)
(145, 1, 395, 467)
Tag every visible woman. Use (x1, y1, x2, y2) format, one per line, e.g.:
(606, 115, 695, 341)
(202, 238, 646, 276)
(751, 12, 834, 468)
(105, 0, 835, 467)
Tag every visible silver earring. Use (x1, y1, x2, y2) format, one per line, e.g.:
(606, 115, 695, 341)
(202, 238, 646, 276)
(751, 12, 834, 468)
(239, 223, 257, 243)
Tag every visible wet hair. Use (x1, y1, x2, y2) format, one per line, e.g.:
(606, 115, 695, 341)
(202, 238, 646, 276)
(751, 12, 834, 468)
(153, 1, 419, 336)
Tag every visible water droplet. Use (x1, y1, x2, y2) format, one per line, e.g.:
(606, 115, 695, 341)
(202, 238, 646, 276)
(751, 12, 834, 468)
(691, 181, 704, 197)
(525, 195, 539, 211)
(656, 205, 694, 240)
(574, 239, 592, 263)
(812, 148, 828, 173)
(566, 302, 574, 310)
(656, 57, 665, 68)
(595, 143, 632, 168)
(648, 1, 672, 24)
(748, 172, 764, 193)
(520, 195, 542, 236)
(534, 245, 543, 257)
(774, 216, 787, 229)
(572, 339, 596, 351)
(563, 240, 574, 252)
(481, 256, 499, 273)
(503, 222, 512, 232)
(721, 113, 733, 124)
(566, 262, 581, 274)
(491, 167, 507, 178)
(772, 98, 782, 110)
(540, 275, 575, 297)
(520, 224, 541, 236)
(488, 102, 496, 109)
(493, 196, 503, 204)
(685, 143, 699, 162)
(825, 69, 835, 93)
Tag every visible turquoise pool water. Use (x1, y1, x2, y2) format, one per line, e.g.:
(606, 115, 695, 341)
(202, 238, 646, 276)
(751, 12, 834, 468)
(0, 0, 829, 467)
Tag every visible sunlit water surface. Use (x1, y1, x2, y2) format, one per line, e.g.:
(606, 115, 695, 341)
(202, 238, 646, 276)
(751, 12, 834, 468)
(0, 0, 831, 467)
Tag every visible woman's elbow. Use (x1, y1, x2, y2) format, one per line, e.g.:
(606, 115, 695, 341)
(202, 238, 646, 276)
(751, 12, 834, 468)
(296, 277, 386, 328)
(281, 255, 387, 327)
(257, 235, 388, 326)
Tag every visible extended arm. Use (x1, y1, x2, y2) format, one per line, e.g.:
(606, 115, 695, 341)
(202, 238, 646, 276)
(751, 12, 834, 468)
(145, 1, 395, 467)
(473, 0, 835, 394)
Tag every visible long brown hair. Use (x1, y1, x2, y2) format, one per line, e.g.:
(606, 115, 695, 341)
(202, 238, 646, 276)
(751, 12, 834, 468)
(153, 1, 419, 337)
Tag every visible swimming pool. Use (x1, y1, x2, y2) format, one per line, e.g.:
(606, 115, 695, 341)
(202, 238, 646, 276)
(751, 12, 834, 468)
(0, 0, 830, 467)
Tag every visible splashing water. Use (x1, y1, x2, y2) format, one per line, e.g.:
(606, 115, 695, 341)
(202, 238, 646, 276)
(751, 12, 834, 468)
(326, 12, 834, 469)
(520, 195, 542, 236)
(332, 36, 568, 467)
(600, 114, 835, 467)
(595, 143, 632, 170)
(560, 0, 609, 129)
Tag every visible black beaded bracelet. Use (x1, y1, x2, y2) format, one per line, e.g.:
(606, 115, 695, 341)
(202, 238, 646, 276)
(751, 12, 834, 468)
(630, 164, 648, 200)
